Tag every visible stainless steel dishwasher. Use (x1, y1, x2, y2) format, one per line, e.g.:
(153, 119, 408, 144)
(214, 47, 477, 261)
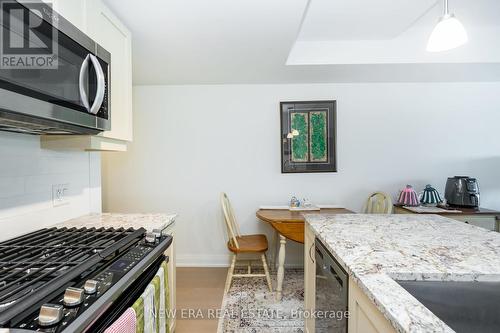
(315, 239, 348, 333)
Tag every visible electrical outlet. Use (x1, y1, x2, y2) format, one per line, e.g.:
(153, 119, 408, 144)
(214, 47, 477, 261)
(52, 184, 69, 207)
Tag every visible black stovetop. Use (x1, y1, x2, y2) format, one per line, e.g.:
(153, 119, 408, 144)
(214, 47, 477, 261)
(0, 226, 146, 327)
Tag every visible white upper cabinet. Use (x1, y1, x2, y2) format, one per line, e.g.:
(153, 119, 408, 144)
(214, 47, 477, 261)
(47, 0, 87, 32)
(41, 0, 133, 151)
(85, 0, 133, 143)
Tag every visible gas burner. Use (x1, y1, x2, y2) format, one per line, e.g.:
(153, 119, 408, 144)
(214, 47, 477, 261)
(0, 281, 45, 310)
(0, 226, 139, 323)
(0, 225, 172, 333)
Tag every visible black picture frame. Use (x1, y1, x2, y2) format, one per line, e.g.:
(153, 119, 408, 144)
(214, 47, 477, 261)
(280, 100, 337, 173)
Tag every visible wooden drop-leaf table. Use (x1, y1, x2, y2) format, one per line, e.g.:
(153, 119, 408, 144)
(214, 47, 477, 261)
(256, 208, 354, 300)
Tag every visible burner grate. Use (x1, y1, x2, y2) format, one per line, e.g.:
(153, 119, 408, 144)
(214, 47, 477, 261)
(0, 226, 145, 326)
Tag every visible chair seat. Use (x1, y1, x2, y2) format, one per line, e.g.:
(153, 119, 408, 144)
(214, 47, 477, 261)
(227, 234, 268, 253)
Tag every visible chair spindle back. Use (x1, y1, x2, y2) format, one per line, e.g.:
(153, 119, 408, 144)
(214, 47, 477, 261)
(364, 192, 393, 214)
(220, 192, 241, 249)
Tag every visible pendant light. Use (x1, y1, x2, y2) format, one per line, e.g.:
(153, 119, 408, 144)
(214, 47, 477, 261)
(426, 0, 468, 52)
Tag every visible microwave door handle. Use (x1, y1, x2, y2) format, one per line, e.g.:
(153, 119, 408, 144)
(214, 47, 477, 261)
(79, 55, 91, 111)
(89, 54, 106, 115)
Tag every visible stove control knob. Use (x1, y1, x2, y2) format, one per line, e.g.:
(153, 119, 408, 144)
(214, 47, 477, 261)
(84, 279, 98, 294)
(145, 232, 157, 244)
(38, 303, 64, 327)
(63, 287, 85, 307)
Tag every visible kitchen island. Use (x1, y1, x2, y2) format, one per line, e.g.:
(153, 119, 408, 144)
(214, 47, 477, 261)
(304, 214, 500, 333)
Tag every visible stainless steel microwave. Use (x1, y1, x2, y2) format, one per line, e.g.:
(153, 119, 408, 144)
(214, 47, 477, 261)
(0, 0, 110, 135)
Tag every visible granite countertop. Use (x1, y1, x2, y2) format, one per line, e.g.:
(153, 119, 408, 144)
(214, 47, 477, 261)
(54, 213, 177, 233)
(305, 214, 500, 333)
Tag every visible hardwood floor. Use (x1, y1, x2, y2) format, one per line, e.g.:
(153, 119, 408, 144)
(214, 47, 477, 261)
(175, 267, 228, 333)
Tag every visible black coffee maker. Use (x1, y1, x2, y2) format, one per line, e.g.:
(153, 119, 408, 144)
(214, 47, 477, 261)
(444, 176, 480, 208)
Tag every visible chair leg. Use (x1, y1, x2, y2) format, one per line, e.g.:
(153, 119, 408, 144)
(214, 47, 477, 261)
(261, 254, 273, 292)
(225, 254, 236, 294)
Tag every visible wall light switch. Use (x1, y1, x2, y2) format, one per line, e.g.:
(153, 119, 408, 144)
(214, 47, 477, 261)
(52, 184, 69, 207)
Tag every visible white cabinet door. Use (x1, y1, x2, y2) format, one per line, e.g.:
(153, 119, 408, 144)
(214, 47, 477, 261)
(85, 0, 133, 142)
(348, 277, 397, 333)
(304, 225, 316, 332)
(45, 0, 87, 33)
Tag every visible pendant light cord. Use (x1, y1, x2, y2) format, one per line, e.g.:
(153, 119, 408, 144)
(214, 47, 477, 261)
(444, 0, 449, 16)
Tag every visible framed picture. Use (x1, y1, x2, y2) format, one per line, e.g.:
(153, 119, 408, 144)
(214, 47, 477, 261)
(280, 100, 337, 173)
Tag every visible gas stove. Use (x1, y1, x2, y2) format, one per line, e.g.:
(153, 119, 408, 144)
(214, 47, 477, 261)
(0, 226, 172, 332)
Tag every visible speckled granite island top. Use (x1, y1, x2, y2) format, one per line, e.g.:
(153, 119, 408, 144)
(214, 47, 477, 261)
(305, 214, 500, 333)
(54, 213, 177, 233)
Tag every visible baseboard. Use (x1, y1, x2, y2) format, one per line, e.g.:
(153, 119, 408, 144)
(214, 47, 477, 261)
(176, 254, 304, 268)
(176, 254, 230, 267)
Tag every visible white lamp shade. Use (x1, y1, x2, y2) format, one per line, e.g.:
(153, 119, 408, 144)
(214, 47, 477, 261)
(427, 14, 468, 52)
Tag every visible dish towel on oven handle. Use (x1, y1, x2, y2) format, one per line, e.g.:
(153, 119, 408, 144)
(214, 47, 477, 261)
(104, 307, 136, 333)
(133, 281, 159, 333)
(160, 261, 170, 333)
(132, 294, 144, 333)
(151, 276, 161, 333)
(130, 261, 170, 333)
(156, 266, 166, 333)
(156, 261, 171, 333)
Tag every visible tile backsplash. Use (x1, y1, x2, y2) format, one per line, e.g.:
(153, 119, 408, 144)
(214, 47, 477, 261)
(0, 132, 101, 240)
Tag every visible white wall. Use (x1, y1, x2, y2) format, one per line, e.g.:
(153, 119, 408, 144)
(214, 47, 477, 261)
(102, 83, 500, 267)
(0, 132, 102, 240)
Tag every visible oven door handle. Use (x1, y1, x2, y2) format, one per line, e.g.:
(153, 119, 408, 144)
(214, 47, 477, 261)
(88, 54, 106, 115)
(78, 54, 91, 111)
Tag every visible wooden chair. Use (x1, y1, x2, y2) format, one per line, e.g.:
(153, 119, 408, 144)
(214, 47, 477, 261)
(220, 193, 273, 294)
(363, 192, 393, 214)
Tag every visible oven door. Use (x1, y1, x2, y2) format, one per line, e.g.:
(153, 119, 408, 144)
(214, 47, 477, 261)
(0, 0, 110, 133)
(86, 255, 169, 333)
(315, 240, 348, 333)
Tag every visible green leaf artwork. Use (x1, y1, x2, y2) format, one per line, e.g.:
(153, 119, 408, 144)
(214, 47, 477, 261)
(290, 113, 308, 162)
(310, 111, 327, 161)
(281, 101, 336, 173)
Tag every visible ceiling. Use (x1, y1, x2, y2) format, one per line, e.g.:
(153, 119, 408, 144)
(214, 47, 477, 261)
(298, 0, 500, 42)
(290, 0, 500, 66)
(103, 0, 500, 84)
(297, 0, 438, 41)
(103, 0, 308, 84)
